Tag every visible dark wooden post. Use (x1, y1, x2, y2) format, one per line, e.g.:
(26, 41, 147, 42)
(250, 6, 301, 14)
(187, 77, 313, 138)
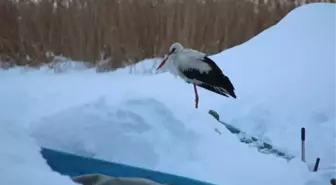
(301, 127, 305, 162)
(313, 158, 320, 172)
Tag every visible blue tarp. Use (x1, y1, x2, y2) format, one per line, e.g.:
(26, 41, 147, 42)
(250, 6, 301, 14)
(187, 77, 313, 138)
(40, 147, 216, 185)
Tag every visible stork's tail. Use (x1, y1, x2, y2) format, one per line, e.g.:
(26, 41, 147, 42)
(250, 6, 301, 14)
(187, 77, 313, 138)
(223, 75, 236, 98)
(196, 75, 237, 98)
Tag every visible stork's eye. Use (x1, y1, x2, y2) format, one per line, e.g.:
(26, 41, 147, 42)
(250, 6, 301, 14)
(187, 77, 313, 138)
(171, 48, 176, 53)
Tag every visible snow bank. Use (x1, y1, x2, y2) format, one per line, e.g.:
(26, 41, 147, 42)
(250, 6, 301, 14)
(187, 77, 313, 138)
(115, 58, 165, 75)
(30, 97, 200, 168)
(0, 2, 334, 185)
(1, 69, 310, 185)
(207, 2, 335, 179)
(216, 2, 336, 182)
(0, 121, 77, 185)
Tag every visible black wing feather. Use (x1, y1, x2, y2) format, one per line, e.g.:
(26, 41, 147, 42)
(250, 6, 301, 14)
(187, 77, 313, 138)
(181, 56, 236, 98)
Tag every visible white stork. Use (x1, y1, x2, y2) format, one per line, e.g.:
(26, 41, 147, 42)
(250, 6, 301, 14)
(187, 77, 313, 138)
(156, 42, 236, 108)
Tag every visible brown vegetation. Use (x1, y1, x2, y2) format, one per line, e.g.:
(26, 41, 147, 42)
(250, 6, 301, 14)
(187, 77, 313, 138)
(0, 0, 334, 70)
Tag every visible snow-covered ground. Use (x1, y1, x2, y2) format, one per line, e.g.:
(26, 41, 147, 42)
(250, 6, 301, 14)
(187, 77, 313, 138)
(0, 122, 77, 185)
(0, 2, 335, 185)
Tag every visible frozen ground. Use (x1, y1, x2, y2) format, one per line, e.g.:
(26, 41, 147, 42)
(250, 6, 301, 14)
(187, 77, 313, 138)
(0, 2, 335, 185)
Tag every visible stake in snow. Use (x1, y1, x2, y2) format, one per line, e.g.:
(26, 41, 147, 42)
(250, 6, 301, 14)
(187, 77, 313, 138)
(157, 42, 237, 108)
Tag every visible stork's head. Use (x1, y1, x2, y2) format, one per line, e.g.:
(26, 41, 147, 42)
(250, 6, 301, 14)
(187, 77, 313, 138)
(157, 42, 184, 70)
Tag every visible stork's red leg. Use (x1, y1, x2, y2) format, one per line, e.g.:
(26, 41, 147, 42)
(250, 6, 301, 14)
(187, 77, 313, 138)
(193, 84, 199, 108)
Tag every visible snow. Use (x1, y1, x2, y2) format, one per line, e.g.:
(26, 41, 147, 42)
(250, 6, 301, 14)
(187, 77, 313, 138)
(0, 2, 335, 185)
(208, 2, 335, 179)
(0, 121, 78, 185)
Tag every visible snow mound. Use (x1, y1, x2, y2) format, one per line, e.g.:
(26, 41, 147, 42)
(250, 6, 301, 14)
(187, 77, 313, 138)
(29, 90, 314, 185)
(31, 97, 200, 168)
(208, 0, 335, 175)
(0, 121, 77, 185)
(1, 65, 317, 185)
(43, 56, 93, 73)
(116, 58, 165, 75)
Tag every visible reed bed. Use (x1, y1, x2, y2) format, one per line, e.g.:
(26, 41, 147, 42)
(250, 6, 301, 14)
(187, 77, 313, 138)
(0, 0, 334, 70)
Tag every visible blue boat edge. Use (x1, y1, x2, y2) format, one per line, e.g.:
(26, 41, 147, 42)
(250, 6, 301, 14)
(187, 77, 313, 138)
(40, 147, 216, 185)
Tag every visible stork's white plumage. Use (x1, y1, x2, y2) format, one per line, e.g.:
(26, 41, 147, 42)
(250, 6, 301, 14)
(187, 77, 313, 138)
(157, 42, 236, 108)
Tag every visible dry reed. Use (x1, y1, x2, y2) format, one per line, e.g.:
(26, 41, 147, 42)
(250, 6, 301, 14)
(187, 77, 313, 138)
(0, 0, 334, 70)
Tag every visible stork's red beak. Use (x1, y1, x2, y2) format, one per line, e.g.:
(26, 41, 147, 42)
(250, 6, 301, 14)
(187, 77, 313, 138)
(157, 57, 168, 70)
(157, 51, 172, 70)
